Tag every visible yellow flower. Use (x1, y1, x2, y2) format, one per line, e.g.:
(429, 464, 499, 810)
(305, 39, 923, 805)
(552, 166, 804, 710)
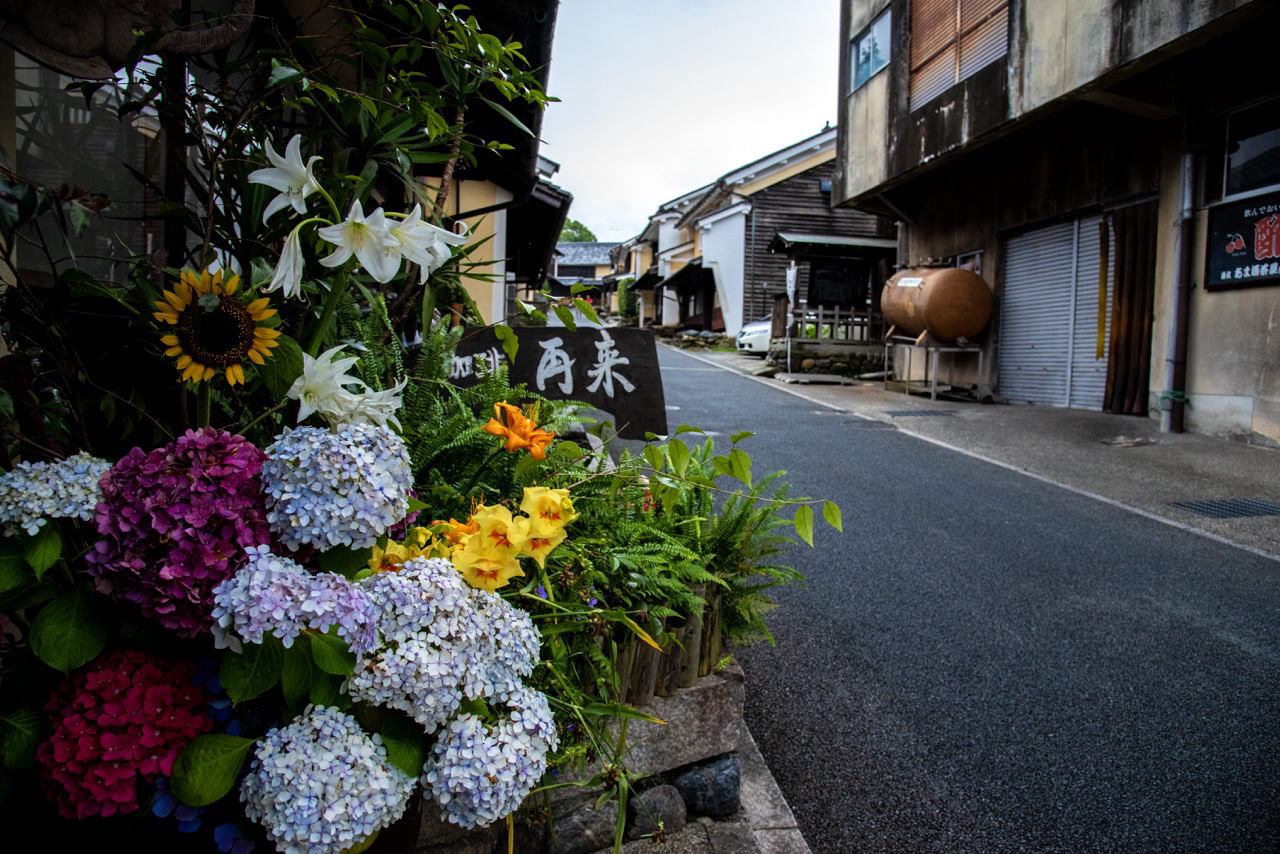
(519, 487, 578, 529)
(470, 504, 529, 554)
(432, 516, 480, 549)
(408, 526, 451, 558)
(369, 541, 413, 573)
(509, 515, 566, 569)
(482, 402, 554, 459)
(153, 268, 280, 385)
(453, 533, 524, 592)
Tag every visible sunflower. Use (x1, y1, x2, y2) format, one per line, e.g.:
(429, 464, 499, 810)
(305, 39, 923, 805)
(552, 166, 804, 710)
(153, 268, 281, 385)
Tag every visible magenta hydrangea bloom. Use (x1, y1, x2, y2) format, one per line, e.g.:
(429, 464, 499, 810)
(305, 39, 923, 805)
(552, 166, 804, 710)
(87, 427, 272, 636)
(36, 649, 214, 820)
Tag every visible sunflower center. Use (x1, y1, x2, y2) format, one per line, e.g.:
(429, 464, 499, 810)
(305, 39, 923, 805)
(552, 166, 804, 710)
(177, 298, 255, 367)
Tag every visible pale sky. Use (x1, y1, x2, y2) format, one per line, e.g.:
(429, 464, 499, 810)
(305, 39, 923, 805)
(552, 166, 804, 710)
(540, 0, 842, 243)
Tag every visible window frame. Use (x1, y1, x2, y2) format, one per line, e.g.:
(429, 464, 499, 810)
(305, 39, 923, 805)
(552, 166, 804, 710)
(1221, 95, 1280, 205)
(850, 8, 892, 92)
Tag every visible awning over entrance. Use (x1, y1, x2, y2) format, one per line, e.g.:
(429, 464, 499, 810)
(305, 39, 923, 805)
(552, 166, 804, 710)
(768, 232, 898, 256)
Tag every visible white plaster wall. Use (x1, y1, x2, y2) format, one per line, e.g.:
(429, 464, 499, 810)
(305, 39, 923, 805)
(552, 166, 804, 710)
(700, 212, 748, 336)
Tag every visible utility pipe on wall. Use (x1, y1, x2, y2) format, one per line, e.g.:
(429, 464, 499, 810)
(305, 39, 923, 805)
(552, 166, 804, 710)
(1161, 152, 1195, 433)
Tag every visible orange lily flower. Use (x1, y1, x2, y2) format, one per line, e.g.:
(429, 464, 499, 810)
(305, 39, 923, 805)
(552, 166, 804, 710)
(482, 402, 554, 460)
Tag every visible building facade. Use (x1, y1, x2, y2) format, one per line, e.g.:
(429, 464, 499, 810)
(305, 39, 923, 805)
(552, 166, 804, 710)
(836, 0, 1280, 443)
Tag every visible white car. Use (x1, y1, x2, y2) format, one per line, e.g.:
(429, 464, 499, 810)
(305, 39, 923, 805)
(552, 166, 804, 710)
(736, 318, 772, 355)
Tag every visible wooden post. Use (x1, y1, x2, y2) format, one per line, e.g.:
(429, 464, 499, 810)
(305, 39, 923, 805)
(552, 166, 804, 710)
(698, 590, 722, 677)
(677, 588, 705, 688)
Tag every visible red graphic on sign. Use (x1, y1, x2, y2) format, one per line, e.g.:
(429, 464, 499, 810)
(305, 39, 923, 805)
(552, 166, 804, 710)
(1256, 214, 1280, 261)
(1226, 233, 1246, 254)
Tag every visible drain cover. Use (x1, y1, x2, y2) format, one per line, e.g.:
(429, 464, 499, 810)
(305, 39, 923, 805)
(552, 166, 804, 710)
(1168, 498, 1280, 519)
(883, 410, 955, 417)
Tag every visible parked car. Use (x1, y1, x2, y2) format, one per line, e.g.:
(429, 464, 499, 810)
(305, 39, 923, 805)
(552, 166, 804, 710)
(736, 317, 772, 355)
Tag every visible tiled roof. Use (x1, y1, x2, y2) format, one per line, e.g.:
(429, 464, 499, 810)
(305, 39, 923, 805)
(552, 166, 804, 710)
(556, 242, 618, 266)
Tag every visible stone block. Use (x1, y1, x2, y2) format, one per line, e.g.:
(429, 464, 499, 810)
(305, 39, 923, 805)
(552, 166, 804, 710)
(705, 820, 761, 853)
(549, 802, 619, 854)
(627, 784, 687, 840)
(618, 822, 712, 853)
(674, 755, 741, 817)
(617, 673, 743, 777)
(754, 828, 811, 854)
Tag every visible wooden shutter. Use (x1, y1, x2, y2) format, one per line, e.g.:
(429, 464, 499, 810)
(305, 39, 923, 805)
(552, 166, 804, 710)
(910, 0, 1007, 110)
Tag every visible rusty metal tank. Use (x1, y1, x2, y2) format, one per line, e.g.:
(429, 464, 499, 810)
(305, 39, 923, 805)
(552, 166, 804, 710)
(881, 267, 993, 342)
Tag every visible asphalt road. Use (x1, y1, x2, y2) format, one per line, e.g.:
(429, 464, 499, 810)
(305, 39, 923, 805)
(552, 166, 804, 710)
(654, 345, 1280, 853)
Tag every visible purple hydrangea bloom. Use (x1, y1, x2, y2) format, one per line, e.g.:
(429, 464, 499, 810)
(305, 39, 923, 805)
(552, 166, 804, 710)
(240, 705, 414, 853)
(211, 546, 377, 655)
(421, 685, 558, 829)
(0, 451, 111, 536)
(87, 428, 271, 637)
(261, 423, 412, 552)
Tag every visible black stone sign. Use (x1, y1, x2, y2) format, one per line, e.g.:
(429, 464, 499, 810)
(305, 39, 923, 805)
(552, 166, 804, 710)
(1205, 189, 1280, 291)
(450, 326, 667, 439)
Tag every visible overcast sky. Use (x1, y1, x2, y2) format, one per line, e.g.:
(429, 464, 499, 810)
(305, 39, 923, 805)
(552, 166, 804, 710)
(539, 0, 842, 244)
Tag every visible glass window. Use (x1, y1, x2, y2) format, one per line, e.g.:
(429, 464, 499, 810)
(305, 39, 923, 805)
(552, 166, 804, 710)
(852, 10, 891, 91)
(1226, 100, 1280, 197)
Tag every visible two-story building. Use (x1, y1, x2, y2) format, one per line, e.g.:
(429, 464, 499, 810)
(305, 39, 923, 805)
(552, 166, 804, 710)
(836, 0, 1280, 444)
(619, 127, 895, 340)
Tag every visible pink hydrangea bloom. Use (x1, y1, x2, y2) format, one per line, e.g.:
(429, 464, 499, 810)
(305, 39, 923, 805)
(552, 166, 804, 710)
(87, 428, 272, 636)
(36, 650, 214, 819)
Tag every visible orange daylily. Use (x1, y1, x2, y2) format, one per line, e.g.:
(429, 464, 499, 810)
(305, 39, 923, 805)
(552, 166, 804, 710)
(482, 402, 554, 460)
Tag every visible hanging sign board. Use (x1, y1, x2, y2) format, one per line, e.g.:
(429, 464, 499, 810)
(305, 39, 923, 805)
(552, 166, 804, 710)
(1205, 190, 1280, 290)
(450, 326, 667, 439)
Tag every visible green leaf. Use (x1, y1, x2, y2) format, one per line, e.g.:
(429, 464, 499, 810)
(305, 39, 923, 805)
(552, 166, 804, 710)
(478, 95, 534, 137)
(268, 63, 304, 87)
(220, 636, 283, 704)
(0, 543, 30, 594)
(1, 708, 43, 768)
(673, 424, 705, 436)
(551, 305, 577, 331)
(69, 202, 90, 237)
(23, 522, 62, 578)
(578, 703, 667, 724)
(281, 637, 313, 708)
(345, 831, 381, 854)
(309, 671, 342, 706)
(0, 388, 13, 421)
(379, 718, 426, 777)
(794, 504, 815, 547)
(711, 455, 734, 479)
(310, 631, 356, 676)
(261, 333, 304, 401)
(494, 323, 519, 363)
(643, 445, 664, 473)
(170, 734, 256, 806)
(551, 441, 584, 461)
(729, 448, 752, 487)
(317, 544, 372, 579)
(573, 298, 600, 324)
(823, 501, 844, 533)
(730, 430, 755, 444)
(668, 439, 690, 478)
(30, 590, 108, 673)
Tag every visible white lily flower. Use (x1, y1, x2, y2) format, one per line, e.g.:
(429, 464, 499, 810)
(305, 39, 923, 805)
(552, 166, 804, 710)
(317, 201, 402, 283)
(287, 345, 367, 424)
(248, 135, 322, 224)
(264, 224, 305, 300)
(335, 378, 407, 430)
(390, 204, 471, 283)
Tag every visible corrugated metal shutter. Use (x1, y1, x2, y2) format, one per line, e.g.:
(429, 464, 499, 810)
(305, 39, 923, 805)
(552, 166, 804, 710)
(1001, 217, 1113, 409)
(958, 5, 1008, 81)
(1000, 222, 1075, 406)
(910, 0, 956, 69)
(1067, 215, 1114, 409)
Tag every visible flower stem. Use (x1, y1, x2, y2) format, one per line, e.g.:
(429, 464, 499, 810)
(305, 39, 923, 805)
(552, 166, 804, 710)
(306, 269, 348, 356)
(460, 445, 507, 497)
(196, 383, 212, 428)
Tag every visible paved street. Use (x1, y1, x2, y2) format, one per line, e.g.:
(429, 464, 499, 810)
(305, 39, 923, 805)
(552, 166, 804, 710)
(653, 345, 1280, 853)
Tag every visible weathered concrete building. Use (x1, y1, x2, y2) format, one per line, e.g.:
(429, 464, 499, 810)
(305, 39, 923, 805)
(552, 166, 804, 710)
(836, 0, 1280, 443)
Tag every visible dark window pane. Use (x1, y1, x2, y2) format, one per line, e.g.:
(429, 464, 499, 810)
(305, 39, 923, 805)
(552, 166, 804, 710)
(1227, 100, 1280, 196)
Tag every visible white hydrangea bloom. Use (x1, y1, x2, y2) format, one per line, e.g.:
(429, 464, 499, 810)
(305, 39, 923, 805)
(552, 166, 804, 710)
(0, 451, 111, 536)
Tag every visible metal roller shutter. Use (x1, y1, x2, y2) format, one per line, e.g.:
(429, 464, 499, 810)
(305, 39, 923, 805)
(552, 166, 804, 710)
(1000, 217, 1114, 409)
(1000, 222, 1075, 406)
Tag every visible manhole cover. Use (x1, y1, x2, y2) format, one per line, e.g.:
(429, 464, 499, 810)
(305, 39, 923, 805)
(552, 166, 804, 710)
(883, 410, 955, 417)
(1168, 498, 1280, 519)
